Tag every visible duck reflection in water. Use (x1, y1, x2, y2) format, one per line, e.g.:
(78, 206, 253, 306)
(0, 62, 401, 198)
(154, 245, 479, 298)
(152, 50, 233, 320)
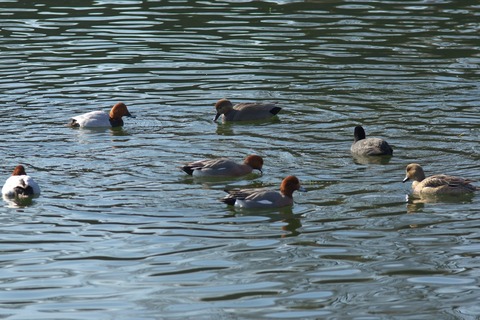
(224, 204, 302, 238)
(281, 216, 302, 238)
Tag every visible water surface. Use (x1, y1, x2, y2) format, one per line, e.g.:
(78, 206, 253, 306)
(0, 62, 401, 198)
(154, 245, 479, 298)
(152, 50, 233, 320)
(1, 0, 480, 319)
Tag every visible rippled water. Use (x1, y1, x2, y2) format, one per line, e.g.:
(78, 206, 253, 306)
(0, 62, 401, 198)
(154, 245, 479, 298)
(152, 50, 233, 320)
(1, 0, 480, 318)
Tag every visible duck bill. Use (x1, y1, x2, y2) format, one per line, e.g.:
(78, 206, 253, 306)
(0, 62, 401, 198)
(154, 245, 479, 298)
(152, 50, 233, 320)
(126, 112, 135, 118)
(298, 186, 307, 192)
(213, 113, 221, 122)
(402, 176, 409, 183)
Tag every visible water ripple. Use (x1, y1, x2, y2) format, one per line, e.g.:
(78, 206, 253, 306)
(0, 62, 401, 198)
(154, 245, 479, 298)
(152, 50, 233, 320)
(0, 0, 480, 319)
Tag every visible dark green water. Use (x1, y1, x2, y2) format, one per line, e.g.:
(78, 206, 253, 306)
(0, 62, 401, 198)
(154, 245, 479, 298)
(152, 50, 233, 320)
(0, 1, 479, 318)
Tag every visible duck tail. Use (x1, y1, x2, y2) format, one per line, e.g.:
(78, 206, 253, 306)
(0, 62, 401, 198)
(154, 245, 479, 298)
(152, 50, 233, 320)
(220, 192, 236, 206)
(181, 166, 194, 176)
(13, 180, 34, 197)
(68, 119, 80, 127)
(270, 106, 282, 116)
(220, 198, 236, 206)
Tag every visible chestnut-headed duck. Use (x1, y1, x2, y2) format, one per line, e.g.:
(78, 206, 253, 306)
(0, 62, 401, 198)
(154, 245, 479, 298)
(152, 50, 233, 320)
(2, 165, 40, 199)
(181, 155, 263, 177)
(221, 175, 306, 209)
(213, 99, 281, 122)
(350, 126, 393, 156)
(403, 163, 477, 196)
(69, 102, 134, 128)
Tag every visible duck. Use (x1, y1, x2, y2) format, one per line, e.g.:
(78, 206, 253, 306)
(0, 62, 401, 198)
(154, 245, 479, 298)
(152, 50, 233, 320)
(350, 125, 393, 156)
(181, 155, 263, 177)
(403, 163, 477, 196)
(69, 102, 134, 128)
(2, 165, 41, 199)
(213, 99, 281, 122)
(221, 175, 306, 209)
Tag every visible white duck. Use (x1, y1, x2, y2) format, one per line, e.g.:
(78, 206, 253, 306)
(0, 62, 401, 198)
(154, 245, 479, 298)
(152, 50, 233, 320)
(69, 102, 134, 128)
(2, 165, 41, 199)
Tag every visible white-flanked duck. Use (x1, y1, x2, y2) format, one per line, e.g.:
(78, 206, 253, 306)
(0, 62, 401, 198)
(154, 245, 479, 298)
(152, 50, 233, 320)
(2, 165, 40, 199)
(221, 175, 306, 209)
(69, 102, 134, 128)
